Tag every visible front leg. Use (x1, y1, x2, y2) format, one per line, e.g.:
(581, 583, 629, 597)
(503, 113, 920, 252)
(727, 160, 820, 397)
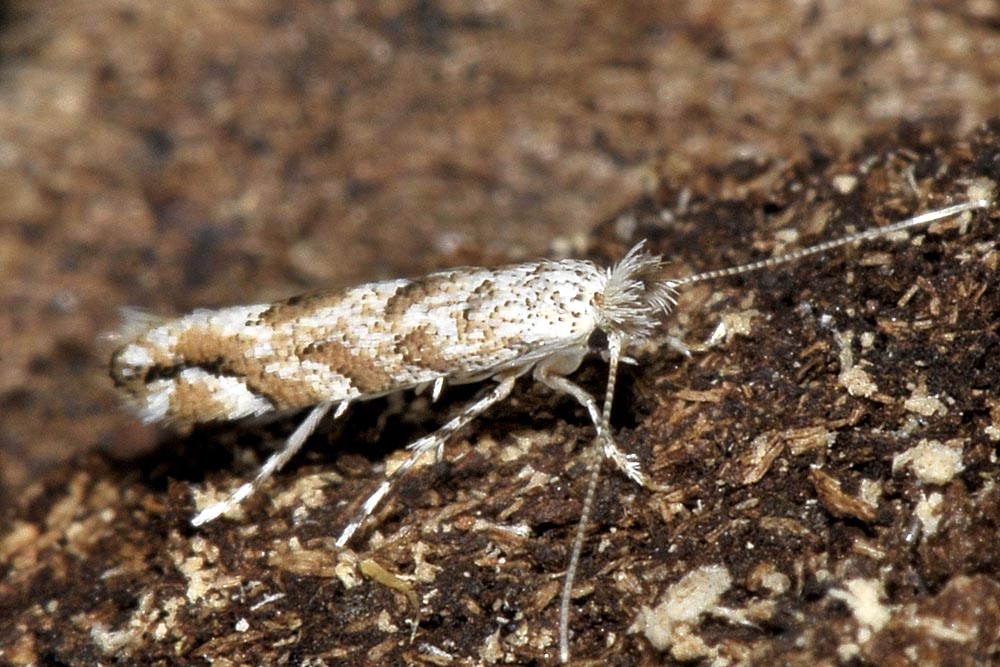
(533, 354, 646, 486)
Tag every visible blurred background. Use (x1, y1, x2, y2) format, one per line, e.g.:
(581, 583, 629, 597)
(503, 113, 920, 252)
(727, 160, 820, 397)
(1, 0, 998, 496)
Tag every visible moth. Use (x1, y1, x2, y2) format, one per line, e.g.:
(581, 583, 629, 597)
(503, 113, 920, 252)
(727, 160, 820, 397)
(110, 196, 989, 662)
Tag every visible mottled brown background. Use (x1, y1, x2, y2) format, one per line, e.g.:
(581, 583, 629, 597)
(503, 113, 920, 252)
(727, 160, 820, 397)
(2, 1, 1000, 665)
(2, 1, 997, 490)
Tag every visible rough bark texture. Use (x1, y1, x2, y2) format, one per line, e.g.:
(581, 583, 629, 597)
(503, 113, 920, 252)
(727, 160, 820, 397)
(3, 2, 1000, 666)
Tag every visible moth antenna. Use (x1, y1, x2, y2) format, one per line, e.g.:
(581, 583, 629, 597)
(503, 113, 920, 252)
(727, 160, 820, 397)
(557, 197, 991, 661)
(559, 333, 624, 663)
(558, 448, 602, 664)
(672, 199, 990, 288)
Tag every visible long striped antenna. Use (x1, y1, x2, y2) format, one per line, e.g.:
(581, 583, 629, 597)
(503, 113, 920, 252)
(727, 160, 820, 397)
(559, 333, 626, 663)
(671, 199, 990, 288)
(556, 196, 991, 663)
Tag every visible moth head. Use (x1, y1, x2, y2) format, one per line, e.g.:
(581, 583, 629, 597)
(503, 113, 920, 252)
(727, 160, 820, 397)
(597, 241, 678, 344)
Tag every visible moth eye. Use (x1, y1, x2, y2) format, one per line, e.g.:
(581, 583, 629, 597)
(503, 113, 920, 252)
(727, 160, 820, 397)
(587, 328, 608, 350)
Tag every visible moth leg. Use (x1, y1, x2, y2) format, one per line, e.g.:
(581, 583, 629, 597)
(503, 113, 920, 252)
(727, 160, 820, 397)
(534, 357, 646, 486)
(335, 373, 519, 548)
(665, 335, 691, 357)
(535, 366, 600, 425)
(191, 400, 348, 526)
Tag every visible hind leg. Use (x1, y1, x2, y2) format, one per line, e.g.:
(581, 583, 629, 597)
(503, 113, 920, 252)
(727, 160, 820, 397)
(191, 400, 349, 526)
(335, 372, 520, 547)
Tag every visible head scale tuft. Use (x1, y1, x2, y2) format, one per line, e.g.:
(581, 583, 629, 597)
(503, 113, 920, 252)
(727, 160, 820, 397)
(598, 241, 677, 343)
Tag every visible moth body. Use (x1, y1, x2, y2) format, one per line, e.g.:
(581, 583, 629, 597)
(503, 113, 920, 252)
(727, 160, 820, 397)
(111, 256, 667, 428)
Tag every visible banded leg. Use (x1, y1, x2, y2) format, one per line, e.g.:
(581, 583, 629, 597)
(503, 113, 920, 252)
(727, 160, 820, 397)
(335, 373, 519, 547)
(191, 400, 349, 526)
(534, 358, 645, 485)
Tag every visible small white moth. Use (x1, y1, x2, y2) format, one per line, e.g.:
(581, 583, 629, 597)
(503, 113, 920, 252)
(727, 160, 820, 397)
(110, 196, 990, 662)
